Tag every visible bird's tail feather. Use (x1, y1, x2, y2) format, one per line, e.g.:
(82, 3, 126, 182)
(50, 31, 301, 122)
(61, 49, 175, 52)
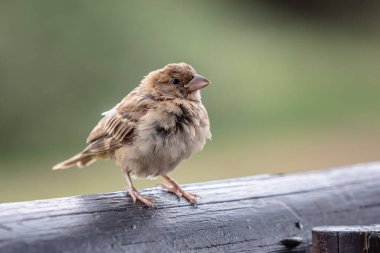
(52, 153, 95, 170)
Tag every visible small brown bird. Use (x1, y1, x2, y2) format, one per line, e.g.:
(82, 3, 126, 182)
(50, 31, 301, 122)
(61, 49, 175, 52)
(53, 63, 211, 207)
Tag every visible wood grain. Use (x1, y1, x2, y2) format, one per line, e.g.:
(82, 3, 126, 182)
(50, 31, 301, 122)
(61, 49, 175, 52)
(1, 162, 380, 253)
(312, 225, 380, 253)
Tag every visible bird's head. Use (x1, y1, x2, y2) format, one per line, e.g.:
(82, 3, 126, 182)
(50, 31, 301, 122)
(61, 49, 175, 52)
(142, 63, 210, 100)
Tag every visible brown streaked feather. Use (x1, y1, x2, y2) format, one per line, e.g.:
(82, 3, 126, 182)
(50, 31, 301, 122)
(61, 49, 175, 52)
(101, 114, 136, 142)
(52, 153, 94, 170)
(86, 116, 108, 143)
(82, 137, 124, 155)
(85, 89, 155, 156)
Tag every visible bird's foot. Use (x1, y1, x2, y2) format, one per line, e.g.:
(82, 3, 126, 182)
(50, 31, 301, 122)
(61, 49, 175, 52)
(127, 187, 155, 207)
(158, 183, 200, 204)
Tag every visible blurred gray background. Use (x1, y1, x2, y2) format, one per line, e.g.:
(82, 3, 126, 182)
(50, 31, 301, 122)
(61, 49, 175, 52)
(1, 0, 380, 202)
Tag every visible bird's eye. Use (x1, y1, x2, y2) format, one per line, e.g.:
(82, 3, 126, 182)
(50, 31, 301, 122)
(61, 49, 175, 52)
(171, 78, 181, 85)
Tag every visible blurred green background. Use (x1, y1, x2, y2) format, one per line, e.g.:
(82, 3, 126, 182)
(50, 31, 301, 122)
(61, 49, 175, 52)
(1, 1, 380, 203)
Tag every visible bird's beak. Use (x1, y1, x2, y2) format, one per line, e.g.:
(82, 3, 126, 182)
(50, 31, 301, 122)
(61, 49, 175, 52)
(185, 74, 210, 91)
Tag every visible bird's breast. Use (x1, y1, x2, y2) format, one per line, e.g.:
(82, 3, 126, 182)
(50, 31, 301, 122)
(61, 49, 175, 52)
(125, 101, 211, 178)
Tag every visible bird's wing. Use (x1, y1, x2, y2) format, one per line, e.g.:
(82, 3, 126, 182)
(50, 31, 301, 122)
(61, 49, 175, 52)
(86, 108, 137, 144)
(83, 90, 154, 155)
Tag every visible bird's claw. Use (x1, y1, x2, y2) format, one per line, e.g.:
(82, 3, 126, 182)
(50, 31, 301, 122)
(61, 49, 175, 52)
(158, 183, 200, 204)
(127, 188, 155, 207)
(158, 183, 182, 197)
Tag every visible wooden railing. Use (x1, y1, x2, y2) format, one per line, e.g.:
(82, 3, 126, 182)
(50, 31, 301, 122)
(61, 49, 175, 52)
(1, 162, 380, 253)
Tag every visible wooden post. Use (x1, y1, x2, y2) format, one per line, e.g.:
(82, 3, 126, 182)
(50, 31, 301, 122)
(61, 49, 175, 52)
(1, 162, 380, 253)
(312, 225, 380, 253)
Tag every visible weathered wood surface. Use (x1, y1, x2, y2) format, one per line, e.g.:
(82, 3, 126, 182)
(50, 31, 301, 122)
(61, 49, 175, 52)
(1, 162, 380, 253)
(312, 225, 380, 253)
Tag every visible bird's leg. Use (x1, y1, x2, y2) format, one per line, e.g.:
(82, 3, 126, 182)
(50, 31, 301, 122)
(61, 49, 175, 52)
(123, 170, 155, 207)
(159, 175, 200, 204)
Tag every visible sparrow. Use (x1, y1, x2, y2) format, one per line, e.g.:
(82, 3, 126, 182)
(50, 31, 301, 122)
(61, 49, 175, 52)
(53, 63, 212, 207)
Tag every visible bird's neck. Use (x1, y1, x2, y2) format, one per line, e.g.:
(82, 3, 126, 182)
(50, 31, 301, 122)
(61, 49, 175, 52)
(144, 89, 202, 103)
